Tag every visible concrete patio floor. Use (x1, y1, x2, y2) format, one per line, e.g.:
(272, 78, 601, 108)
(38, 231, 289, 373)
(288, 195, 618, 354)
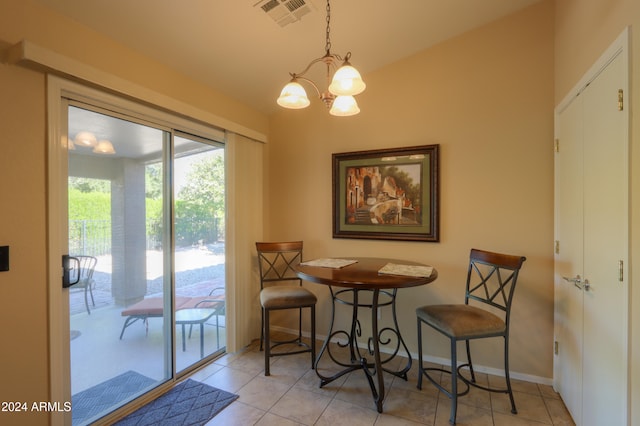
(68, 244, 227, 420)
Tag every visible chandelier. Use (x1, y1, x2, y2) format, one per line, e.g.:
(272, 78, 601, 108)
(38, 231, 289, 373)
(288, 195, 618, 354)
(276, 0, 366, 116)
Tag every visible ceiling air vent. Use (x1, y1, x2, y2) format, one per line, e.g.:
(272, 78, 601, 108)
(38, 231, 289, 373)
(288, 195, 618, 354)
(254, 0, 315, 27)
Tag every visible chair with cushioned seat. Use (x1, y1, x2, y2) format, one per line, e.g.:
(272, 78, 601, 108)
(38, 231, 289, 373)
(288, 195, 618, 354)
(416, 248, 526, 424)
(256, 241, 316, 376)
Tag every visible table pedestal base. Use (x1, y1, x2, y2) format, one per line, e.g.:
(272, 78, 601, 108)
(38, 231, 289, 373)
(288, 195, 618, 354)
(315, 288, 412, 413)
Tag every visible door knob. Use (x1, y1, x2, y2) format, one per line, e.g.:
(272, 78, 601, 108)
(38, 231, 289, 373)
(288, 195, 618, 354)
(562, 275, 584, 290)
(562, 274, 581, 284)
(562, 275, 590, 291)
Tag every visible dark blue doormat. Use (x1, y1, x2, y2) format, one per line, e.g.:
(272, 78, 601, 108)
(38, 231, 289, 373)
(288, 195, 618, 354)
(72, 370, 155, 425)
(113, 379, 239, 426)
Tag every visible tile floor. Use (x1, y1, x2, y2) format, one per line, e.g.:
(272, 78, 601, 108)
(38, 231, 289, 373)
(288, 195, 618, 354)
(190, 335, 575, 426)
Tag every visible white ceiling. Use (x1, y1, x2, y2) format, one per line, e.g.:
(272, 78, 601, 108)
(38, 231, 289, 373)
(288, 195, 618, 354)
(34, 0, 541, 116)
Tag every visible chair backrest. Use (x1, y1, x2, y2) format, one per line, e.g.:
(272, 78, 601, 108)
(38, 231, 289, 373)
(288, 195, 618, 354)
(465, 249, 526, 320)
(75, 255, 97, 284)
(256, 241, 303, 289)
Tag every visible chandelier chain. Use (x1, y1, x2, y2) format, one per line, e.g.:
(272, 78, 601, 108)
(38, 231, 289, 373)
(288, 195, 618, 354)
(325, 0, 331, 54)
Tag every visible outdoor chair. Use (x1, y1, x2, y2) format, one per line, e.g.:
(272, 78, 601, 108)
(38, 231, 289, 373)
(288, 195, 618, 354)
(69, 255, 98, 314)
(416, 248, 526, 424)
(256, 241, 316, 376)
(119, 287, 225, 341)
(188, 290, 226, 348)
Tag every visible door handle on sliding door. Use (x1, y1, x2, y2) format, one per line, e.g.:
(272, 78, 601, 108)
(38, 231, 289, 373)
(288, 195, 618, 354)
(62, 254, 80, 288)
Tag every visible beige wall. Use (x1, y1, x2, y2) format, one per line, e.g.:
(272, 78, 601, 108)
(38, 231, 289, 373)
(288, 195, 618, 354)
(268, 1, 555, 380)
(0, 60, 50, 425)
(554, 0, 640, 424)
(0, 0, 267, 424)
(0, 0, 268, 136)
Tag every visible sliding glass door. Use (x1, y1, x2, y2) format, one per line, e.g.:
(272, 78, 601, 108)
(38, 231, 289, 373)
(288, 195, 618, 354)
(173, 134, 226, 372)
(65, 103, 225, 424)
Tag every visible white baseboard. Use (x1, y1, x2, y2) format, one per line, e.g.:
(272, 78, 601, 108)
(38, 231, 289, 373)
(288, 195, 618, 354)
(269, 325, 553, 386)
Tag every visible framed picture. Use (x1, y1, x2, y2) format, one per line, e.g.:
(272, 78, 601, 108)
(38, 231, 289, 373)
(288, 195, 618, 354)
(332, 145, 440, 242)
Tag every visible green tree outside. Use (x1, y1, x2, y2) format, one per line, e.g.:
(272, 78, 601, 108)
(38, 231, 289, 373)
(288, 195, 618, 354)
(68, 151, 224, 252)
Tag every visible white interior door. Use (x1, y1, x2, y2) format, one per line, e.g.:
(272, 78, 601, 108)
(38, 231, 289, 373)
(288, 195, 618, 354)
(580, 51, 628, 426)
(554, 39, 629, 426)
(554, 88, 584, 423)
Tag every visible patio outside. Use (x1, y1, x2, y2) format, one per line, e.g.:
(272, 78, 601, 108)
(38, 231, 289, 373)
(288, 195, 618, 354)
(69, 241, 226, 395)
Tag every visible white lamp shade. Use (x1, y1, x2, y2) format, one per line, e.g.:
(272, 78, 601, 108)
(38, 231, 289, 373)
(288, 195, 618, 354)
(74, 131, 97, 147)
(277, 81, 311, 109)
(329, 65, 366, 96)
(329, 95, 360, 117)
(93, 140, 116, 154)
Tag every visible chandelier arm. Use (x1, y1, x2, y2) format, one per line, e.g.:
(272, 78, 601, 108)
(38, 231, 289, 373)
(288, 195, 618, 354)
(294, 76, 322, 98)
(289, 53, 342, 80)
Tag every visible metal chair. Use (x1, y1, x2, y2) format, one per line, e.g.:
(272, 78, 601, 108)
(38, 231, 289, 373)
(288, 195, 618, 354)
(256, 241, 316, 376)
(70, 255, 98, 314)
(189, 287, 226, 349)
(416, 248, 526, 424)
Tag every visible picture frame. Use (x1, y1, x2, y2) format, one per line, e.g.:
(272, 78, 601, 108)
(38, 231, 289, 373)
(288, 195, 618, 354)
(332, 144, 440, 242)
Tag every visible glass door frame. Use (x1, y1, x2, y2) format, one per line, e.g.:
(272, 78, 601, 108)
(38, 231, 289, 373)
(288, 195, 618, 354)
(47, 76, 226, 425)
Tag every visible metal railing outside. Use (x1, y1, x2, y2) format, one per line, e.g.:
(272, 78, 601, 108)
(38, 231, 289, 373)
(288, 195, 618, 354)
(69, 218, 221, 256)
